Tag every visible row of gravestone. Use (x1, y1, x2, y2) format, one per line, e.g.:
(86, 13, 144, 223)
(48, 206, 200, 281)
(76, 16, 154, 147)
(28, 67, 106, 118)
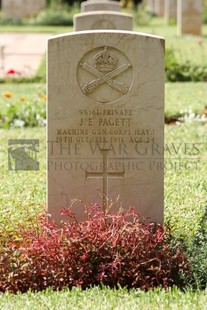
(2, 0, 204, 37)
(147, 0, 203, 36)
(2, 0, 123, 20)
(74, 0, 133, 31)
(47, 0, 165, 223)
(2, 0, 133, 31)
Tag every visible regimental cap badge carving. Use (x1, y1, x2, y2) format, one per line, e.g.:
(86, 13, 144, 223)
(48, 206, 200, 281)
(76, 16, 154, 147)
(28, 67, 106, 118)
(93, 47, 118, 72)
(77, 45, 133, 104)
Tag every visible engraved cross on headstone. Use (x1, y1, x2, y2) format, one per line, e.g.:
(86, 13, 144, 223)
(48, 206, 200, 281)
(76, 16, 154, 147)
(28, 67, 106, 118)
(85, 148, 125, 210)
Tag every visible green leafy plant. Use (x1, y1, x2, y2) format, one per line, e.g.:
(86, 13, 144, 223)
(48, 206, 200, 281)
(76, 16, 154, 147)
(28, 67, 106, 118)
(28, 2, 79, 26)
(134, 3, 152, 26)
(29, 8, 73, 26)
(0, 19, 24, 26)
(0, 95, 46, 128)
(0, 1, 77, 26)
(165, 48, 207, 82)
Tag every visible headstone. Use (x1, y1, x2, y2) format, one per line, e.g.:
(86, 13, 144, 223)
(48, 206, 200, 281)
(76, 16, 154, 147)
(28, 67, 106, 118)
(81, 0, 121, 12)
(177, 0, 202, 36)
(154, 0, 165, 16)
(165, 0, 177, 22)
(2, 0, 46, 20)
(74, 12, 133, 31)
(146, 0, 155, 14)
(47, 30, 165, 224)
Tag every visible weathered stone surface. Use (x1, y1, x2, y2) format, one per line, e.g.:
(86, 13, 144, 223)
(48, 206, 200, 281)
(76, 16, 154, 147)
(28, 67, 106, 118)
(47, 30, 165, 224)
(81, 0, 120, 12)
(165, 0, 177, 22)
(177, 0, 202, 36)
(2, 0, 46, 20)
(74, 12, 133, 31)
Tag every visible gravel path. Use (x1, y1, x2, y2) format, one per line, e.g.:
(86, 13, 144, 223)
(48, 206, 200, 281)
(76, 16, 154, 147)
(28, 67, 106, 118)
(0, 33, 52, 77)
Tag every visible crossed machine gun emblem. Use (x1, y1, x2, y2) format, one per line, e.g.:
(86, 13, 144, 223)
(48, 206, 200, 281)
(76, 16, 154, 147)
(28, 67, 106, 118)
(79, 47, 131, 95)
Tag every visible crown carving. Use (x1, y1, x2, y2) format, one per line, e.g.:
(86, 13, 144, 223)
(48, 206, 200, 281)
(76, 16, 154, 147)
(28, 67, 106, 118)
(93, 47, 117, 72)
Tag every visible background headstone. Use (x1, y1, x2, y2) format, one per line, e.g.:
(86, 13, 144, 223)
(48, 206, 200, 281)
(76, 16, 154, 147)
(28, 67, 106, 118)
(177, 0, 202, 36)
(47, 30, 165, 224)
(165, 0, 177, 22)
(2, 0, 46, 20)
(154, 0, 165, 16)
(81, 0, 121, 12)
(146, 0, 155, 14)
(74, 12, 133, 31)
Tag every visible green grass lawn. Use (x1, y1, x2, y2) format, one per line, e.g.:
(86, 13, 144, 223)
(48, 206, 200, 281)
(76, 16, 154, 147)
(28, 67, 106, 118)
(165, 82, 207, 116)
(0, 25, 73, 34)
(0, 126, 45, 228)
(0, 286, 207, 310)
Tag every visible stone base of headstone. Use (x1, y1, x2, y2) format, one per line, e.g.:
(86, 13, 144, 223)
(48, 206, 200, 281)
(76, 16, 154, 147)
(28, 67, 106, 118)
(47, 30, 165, 224)
(74, 12, 133, 31)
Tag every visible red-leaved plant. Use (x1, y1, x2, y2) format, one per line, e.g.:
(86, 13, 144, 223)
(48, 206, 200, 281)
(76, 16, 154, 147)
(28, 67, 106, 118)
(0, 205, 190, 293)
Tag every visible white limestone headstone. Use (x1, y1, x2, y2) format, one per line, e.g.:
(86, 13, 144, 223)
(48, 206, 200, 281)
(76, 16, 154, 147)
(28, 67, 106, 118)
(154, 0, 165, 16)
(165, 0, 177, 22)
(74, 12, 133, 31)
(47, 30, 165, 224)
(81, 0, 121, 12)
(177, 0, 202, 36)
(146, 0, 155, 14)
